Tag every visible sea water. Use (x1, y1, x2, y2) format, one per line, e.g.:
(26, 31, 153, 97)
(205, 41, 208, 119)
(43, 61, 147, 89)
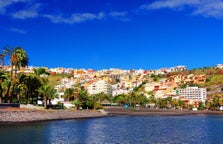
(0, 115, 223, 144)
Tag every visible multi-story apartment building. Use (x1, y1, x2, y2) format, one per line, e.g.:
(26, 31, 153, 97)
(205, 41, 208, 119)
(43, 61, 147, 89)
(179, 86, 206, 102)
(87, 80, 112, 95)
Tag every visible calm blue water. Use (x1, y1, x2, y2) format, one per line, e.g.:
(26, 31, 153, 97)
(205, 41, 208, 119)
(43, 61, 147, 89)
(1, 115, 223, 144)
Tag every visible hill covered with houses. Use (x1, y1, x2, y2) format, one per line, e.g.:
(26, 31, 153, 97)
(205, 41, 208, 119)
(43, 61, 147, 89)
(2, 64, 222, 110)
(0, 46, 222, 110)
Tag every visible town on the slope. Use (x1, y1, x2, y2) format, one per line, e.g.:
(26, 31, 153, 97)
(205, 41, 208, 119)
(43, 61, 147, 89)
(2, 64, 222, 110)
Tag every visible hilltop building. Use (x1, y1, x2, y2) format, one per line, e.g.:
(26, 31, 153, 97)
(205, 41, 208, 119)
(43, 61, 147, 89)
(168, 65, 187, 72)
(217, 64, 223, 69)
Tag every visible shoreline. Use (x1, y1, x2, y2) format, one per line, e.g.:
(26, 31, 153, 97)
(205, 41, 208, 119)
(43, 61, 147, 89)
(105, 108, 223, 116)
(0, 108, 106, 125)
(1, 108, 223, 125)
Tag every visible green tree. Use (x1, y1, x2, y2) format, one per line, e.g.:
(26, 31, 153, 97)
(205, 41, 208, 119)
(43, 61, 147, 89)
(72, 99, 82, 110)
(198, 102, 205, 110)
(92, 92, 108, 103)
(157, 98, 167, 109)
(2, 47, 28, 103)
(34, 67, 49, 84)
(178, 99, 185, 110)
(0, 71, 9, 103)
(23, 75, 42, 104)
(37, 85, 56, 109)
(149, 95, 156, 104)
(64, 88, 75, 102)
(34, 67, 49, 76)
(78, 89, 89, 109)
(15, 74, 27, 103)
(138, 94, 149, 106)
(47, 88, 58, 108)
(171, 98, 179, 109)
(113, 94, 128, 106)
(3, 46, 28, 81)
(209, 97, 220, 111)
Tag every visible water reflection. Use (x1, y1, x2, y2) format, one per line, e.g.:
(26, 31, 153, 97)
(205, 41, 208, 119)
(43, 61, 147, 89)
(1, 115, 223, 143)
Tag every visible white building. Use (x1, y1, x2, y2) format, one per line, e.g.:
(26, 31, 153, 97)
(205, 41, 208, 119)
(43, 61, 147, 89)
(179, 87, 206, 102)
(168, 65, 187, 72)
(112, 89, 129, 96)
(88, 80, 112, 95)
(144, 83, 156, 92)
(217, 64, 223, 69)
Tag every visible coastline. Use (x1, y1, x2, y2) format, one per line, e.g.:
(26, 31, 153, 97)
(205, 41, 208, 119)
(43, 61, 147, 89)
(1, 107, 223, 125)
(105, 107, 223, 116)
(0, 108, 106, 125)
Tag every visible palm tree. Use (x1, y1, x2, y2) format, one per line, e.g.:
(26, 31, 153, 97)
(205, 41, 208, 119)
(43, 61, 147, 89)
(37, 85, 56, 109)
(113, 94, 128, 106)
(15, 73, 27, 103)
(34, 67, 49, 76)
(210, 97, 220, 110)
(47, 88, 58, 108)
(178, 99, 185, 110)
(23, 75, 42, 104)
(78, 89, 89, 109)
(148, 95, 157, 108)
(138, 94, 149, 106)
(93, 92, 108, 103)
(0, 71, 9, 103)
(3, 46, 28, 81)
(64, 88, 75, 102)
(34, 67, 49, 84)
(171, 98, 179, 109)
(157, 98, 167, 109)
(2, 47, 28, 103)
(72, 99, 82, 110)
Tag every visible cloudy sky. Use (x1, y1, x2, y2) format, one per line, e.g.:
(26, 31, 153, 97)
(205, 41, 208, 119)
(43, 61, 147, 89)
(1, 0, 223, 70)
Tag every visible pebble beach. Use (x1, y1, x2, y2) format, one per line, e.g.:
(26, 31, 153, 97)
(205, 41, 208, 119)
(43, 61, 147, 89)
(0, 108, 106, 124)
(1, 107, 223, 124)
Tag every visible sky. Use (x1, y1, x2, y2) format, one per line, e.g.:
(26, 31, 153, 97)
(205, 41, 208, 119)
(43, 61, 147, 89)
(1, 0, 223, 70)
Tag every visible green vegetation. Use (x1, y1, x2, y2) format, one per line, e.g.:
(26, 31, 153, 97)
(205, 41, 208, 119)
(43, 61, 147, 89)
(0, 47, 60, 109)
(150, 74, 165, 82)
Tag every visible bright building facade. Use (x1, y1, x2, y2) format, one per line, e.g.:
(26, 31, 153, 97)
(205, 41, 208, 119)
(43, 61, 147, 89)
(87, 80, 112, 95)
(179, 87, 207, 102)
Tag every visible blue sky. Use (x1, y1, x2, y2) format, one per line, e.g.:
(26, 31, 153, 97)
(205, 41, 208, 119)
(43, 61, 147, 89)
(1, 0, 223, 70)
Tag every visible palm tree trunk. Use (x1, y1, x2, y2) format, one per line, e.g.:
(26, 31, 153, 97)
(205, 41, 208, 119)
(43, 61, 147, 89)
(6, 82, 11, 103)
(44, 96, 47, 109)
(49, 99, 51, 109)
(25, 91, 29, 104)
(0, 85, 2, 103)
(17, 93, 20, 103)
(36, 93, 38, 105)
(10, 63, 13, 81)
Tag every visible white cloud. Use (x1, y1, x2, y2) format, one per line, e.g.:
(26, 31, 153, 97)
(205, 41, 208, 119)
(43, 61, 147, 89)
(0, 0, 130, 24)
(109, 11, 130, 21)
(142, 0, 200, 10)
(11, 3, 41, 19)
(140, 0, 223, 19)
(109, 11, 128, 17)
(9, 27, 27, 34)
(0, 0, 28, 14)
(43, 12, 105, 24)
(193, 1, 223, 18)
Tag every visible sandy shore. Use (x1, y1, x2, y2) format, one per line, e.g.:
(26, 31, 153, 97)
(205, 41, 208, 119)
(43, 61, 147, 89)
(1, 107, 223, 124)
